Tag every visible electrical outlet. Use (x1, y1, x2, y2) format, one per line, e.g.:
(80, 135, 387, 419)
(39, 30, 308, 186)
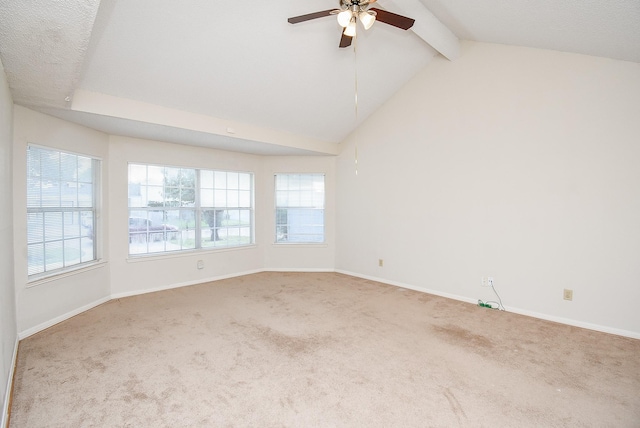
(488, 277, 494, 287)
(563, 289, 573, 301)
(197, 260, 204, 270)
(378, 259, 384, 267)
(481, 277, 487, 287)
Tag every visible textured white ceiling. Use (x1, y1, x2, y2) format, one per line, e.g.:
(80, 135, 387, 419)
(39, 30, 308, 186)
(0, 0, 100, 107)
(1, 0, 638, 155)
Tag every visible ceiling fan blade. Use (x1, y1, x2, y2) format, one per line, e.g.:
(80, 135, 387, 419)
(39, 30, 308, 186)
(339, 32, 353, 48)
(288, 9, 335, 24)
(369, 8, 415, 30)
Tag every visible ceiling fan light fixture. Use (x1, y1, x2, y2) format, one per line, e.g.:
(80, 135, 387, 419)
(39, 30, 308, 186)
(359, 11, 375, 30)
(337, 10, 352, 27)
(344, 18, 357, 37)
(287, 2, 415, 48)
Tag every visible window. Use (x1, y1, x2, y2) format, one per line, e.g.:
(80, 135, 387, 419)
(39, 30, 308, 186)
(200, 170, 253, 249)
(128, 164, 253, 255)
(27, 146, 99, 277)
(275, 174, 325, 243)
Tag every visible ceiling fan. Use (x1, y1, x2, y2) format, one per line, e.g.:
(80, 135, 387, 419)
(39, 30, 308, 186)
(287, 0, 415, 48)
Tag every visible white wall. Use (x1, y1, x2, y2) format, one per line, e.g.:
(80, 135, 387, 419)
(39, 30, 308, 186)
(0, 58, 17, 428)
(108, 136, 265, 297)
(12, 106, 111, 336)
(10, 124, 337, 334)
(261, 156, 336, 270)
(9, 41, 640, 344)
(336, 41, 640, 337)
(108, 137, 337, 297)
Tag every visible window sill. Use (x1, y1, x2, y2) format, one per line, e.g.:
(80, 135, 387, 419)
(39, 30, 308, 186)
(27, 260, 108, 288)
(127, 244, 257, 263)
(272, 242, 328, 248)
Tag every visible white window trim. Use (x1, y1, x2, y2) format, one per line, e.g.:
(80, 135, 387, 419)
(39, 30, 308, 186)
(26, 144, 102, 279)
(27, 260, 107, 288)
(274, 173, 326, 244)
(127, 162, 255, 256)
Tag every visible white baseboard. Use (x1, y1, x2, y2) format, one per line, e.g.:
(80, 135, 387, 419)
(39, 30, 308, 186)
(335, 269, 640, 340)
(503, 306, 640, 340)
(335, 269, 479, 304)
(1, 337, 18, 428)
(263, 268, 335, 273)
(19, 269, 291, 340)
(110, 269, 264, 300)
(17, 269, 640, 342)
(18, 296, 111, 340)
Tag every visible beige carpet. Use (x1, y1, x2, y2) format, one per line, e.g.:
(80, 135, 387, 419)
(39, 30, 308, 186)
(9, 272, 640, 427)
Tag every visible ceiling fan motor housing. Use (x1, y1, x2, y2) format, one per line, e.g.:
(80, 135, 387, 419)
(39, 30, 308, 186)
(340, 0, 373, 12)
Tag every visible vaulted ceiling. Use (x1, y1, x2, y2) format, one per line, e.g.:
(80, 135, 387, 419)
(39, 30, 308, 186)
(1, 0, 638, 155)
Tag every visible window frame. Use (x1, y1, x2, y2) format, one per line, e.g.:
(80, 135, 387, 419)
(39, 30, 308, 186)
(26, 144, 101, 280)
(274, 173, 326, 244)
(127, 163, 254, 256)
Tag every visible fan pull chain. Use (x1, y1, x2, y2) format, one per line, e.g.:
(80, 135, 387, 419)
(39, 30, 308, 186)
(353, 31, 359, 176)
